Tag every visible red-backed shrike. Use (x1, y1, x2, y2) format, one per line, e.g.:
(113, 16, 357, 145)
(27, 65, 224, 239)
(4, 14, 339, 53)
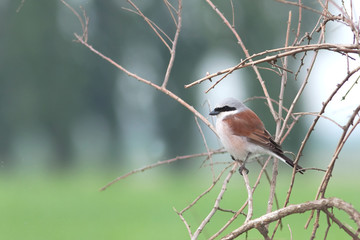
(210, 98, 304, 174)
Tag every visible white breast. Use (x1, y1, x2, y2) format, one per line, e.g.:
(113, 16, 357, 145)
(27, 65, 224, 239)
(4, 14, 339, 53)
(216, 118, 249, 160)
(216, 117, 269, 161)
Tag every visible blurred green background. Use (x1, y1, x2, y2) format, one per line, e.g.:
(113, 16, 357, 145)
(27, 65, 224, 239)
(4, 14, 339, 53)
(1, 0, 359, 239)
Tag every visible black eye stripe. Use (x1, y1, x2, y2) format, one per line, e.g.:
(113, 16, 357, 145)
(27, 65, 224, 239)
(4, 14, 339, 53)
(215, 106, 236, 112)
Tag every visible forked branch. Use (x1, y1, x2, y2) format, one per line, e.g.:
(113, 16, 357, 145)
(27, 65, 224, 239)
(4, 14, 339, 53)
(222, 198, 360, 240)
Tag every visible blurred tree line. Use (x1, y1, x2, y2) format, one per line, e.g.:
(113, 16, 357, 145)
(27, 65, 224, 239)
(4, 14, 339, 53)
(0, 0, 315, 170)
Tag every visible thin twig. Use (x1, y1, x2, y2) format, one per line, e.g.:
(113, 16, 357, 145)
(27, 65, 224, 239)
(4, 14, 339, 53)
(100, 150, 223, 191)
(127, 0, 171, 51)
(194, 116, 215, 180)
(275, 0, 324, 16)
(292, 0, 303, 45)
(174, 207, 193, 238)
(180, 163, 233, 214)
(241, 170, 253, 223)
(121, 7, 173, 43)
(268, 10, 292, 219)
(60, 0, 88, 42)
(205, 0, 277, 120)
(174, 162, 234, 238)
(162, 0, 182, 88)
(176, 164, 234, 239)
(218, 208, 238, 214)
(278, 42, 322, 138)
(303, 65, 360, 227)
(73, 36, 217, 135)
(323, 208, 360, 240)
(324, 208, 331, 240)
(293, 112, 343, 129)
(307, 106, 360, 235)
(309, 210, 321, 240)
(164, 0, 178, 26)
(273, 12, 327, 237)
(272, 31, 325, 236)
(288, 224, 293, 240)
(191, 163, 238, 240)
(267, 157, 278, 215)
(209, 157, 272, 240)
(279, 115, 300, 144)
(317, 106, 360, 199)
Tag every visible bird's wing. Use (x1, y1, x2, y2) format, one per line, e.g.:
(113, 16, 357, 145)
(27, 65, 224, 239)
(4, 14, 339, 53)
(224, 110, 304, 173)
(223, 110, 282, 153)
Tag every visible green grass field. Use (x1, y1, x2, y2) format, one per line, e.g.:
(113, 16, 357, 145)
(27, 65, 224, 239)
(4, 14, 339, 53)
(1, 167, 359, 240)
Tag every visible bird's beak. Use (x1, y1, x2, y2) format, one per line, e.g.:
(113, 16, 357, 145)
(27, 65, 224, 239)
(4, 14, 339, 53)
(209, 110, 219, 116)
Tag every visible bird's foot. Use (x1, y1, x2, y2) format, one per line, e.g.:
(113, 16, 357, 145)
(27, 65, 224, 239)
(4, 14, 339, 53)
(238, 165, 249, 175)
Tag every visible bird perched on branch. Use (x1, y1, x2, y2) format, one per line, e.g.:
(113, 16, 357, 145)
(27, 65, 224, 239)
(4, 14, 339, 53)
(210, 98, 304, 174)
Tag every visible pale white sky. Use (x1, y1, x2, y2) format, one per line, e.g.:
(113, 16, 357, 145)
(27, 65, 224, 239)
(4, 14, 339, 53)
(307, 0, 359, 142)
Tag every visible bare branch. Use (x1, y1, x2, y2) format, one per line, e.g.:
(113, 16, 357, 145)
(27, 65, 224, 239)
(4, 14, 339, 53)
(180, 163, 233, 215)
(323, 208, 360, 239)
(100, 150, 223, 191)
(275, 0, 324, 15)
(175, 164, 237, 239)
(292, 0, 303, 45)
(221, 198, 360, 240)
(174, 207, 193, 238)
(318, 106, 360, 197)
(127, 0, 171, 51)
(241, 170, 253, 223)
(121, 7, 173, 43)
(306, 105, 360, 232)
(185, 43, 359, 89)
(194, 116, 216, 180)
(60, 0, 88, 42)
(191, 163, 238, 240)
(293, 112, 343, 129)
(60, 1, 360, 239)
(205, 0, 277, 120)
(267, 10, 293, 219)
(278, 40, 323, 139)
(72, 35, 217, 137)
(162, 0, 182, 88)
(209, 157, 272, 240)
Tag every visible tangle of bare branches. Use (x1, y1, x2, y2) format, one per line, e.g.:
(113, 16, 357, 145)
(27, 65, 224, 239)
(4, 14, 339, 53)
(61, 0, 360, 239)
(222, 197, 360, 240)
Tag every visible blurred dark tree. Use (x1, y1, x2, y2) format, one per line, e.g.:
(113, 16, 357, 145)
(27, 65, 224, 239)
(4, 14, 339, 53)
(0, 1, 120, 167)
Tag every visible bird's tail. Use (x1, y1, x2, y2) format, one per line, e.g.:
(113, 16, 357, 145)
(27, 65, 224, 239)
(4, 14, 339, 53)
(274, 152, 305, 174)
